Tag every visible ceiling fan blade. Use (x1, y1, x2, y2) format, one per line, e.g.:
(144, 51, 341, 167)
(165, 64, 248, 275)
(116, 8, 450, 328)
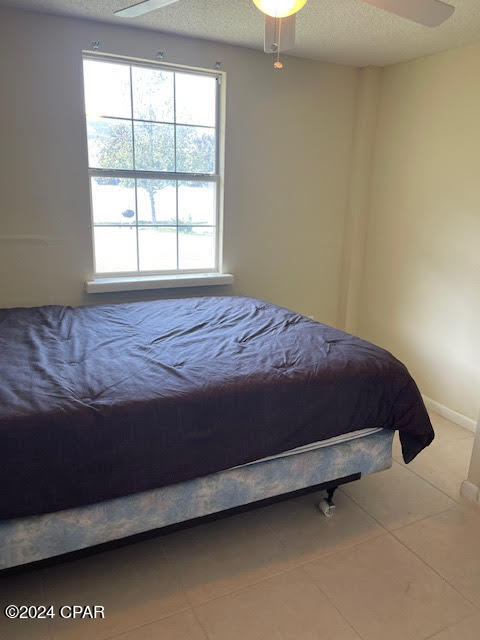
(264, 14, 296, 54)
(115, 0, 180, 18)
(361, 0, 455, 27)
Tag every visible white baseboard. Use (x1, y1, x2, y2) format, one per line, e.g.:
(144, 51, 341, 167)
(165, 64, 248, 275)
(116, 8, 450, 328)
(461, 480, 480, 505)
(422, 395, 477, 433)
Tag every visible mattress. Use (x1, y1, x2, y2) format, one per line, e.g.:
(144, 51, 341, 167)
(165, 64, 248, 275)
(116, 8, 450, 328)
(235, 427, 383, 467)
(0, 428, 394, 570)
(0, 295, 433, 519)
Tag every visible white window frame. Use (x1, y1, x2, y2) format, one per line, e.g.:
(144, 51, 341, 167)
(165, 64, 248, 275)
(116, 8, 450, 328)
(82, 52, 226, 284)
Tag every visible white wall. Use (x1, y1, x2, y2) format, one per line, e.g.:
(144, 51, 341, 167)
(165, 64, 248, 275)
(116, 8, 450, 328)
(0, 8, 358, 327)
(468, 423, 480, 485)
(463, 412, 480, 503)
(357, 43, 480, 423)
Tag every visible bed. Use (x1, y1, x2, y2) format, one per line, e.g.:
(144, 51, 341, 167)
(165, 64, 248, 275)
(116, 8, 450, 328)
(0, 296, 433, 570)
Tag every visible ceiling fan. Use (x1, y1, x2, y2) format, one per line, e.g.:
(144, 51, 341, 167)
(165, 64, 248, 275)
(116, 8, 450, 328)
(114, 0, 455, 64)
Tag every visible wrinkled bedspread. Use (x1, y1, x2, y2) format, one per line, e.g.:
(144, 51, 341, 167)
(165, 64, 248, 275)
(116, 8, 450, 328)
(0, 296, 433, 518)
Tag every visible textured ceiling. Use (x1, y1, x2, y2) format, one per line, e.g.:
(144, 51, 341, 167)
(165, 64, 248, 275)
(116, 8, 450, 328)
(2, 0, 480, 66)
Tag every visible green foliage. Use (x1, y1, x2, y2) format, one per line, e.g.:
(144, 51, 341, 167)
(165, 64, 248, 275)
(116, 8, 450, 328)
(89, 70, 215, 223)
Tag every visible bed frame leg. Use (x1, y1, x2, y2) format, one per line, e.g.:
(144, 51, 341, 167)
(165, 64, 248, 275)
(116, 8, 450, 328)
(318, 486, 337, 518)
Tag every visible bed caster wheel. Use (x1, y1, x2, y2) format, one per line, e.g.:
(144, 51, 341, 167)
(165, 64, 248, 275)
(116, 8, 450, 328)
(318, 498, 336, 518)
(318, 486, 337, 518)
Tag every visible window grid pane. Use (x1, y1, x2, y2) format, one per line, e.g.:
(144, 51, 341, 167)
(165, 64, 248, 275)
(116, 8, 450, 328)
(92, 180, 217, 274)
(85, 55, 219, 275)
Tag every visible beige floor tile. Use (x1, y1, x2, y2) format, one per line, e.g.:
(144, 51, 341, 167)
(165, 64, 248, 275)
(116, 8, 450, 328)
(394, 411, 473, 464)
(0, 570, 51, 640)
(258, 490, 385, 565)
(396, 506, 480, 607)
(409, 437, 473, 500)
(427, 612, 480, 640)
(395, 435, 473, 501)
(195, 568, 361, 640)
(161, 508, 293, 606)
(428, 412, 475, 442)
(114, 610, 207, 640)
(42, 538, 189, 640)
(343, 461, 455, 530)
(303, 534, 474, 640)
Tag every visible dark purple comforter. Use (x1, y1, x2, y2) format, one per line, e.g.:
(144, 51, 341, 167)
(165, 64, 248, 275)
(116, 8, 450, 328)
(0, 296, 433, 519)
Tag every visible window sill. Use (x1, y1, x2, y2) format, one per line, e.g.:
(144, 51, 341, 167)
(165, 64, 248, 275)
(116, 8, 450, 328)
(85, 273, 234, 294)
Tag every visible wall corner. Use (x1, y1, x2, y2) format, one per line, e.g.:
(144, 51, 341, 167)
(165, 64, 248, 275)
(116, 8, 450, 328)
(337, 65, 382, 334)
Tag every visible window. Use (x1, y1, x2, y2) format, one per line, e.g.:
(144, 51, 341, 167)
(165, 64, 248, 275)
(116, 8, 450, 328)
(82, 55, 222, 277)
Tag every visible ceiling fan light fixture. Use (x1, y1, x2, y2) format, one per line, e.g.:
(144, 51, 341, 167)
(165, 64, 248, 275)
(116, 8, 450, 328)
(253, 0, 307, 19)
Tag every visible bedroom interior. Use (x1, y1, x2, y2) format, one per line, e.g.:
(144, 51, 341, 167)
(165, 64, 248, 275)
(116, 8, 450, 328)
(0, 1, 479, 639)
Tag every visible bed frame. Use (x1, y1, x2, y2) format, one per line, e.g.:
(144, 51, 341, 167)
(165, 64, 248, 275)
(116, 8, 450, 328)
(0, 428, 394, 572)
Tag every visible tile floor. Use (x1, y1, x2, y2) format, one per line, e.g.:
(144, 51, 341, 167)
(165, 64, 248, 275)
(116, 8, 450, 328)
(1, 411, 479, 640)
